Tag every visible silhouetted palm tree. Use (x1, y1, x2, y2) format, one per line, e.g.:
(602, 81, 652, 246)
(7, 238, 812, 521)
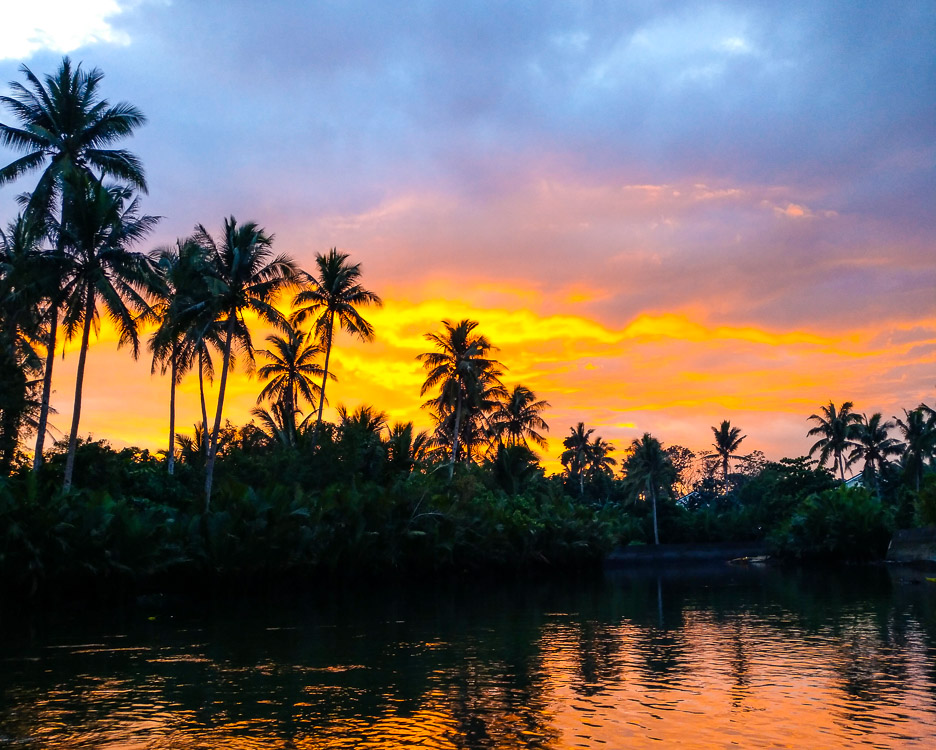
(847, 413, 901, 497)
(418, 319, 504, 478)
(706, 420, 746, 490)
(807, 401, 861, 481)
(0, 214, 49, 470)
(561, 422, 594, 496)
(193, 217, 298, 508)
(337, 404, 389, 483)
(291, 248, 381, 446)
(56, 176, 158, 490)
(587, 434, 618, 483)
(256, 323, 331, 444)
(384, 421, 430, 475)
(623, 433, 675, 545)
(148, 237, 216, 474)
(560, 423, 615, 496)
(0, 57, 147, 471)
(895, 407, 936, 492)
(490, 384, 550, 450)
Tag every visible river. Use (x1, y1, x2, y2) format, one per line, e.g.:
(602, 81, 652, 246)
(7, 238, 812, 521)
(2, 564, 935, 748)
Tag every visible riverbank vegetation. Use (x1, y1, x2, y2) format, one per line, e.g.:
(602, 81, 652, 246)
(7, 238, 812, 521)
(2, 58, 935, 599)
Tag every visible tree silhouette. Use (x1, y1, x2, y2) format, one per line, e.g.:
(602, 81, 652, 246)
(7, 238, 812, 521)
(0, 57, 147, 471)
(290, 248, 381, 447)
(807, 401, 861, 481)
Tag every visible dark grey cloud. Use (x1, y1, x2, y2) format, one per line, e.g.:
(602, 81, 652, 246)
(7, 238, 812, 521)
(0, 0, 932, 332)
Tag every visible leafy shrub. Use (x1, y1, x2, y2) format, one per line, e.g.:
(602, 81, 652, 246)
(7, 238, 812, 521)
(769, 486, 893, 562)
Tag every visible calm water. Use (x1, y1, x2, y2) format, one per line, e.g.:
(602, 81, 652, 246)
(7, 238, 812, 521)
(2, 566, 936, 749)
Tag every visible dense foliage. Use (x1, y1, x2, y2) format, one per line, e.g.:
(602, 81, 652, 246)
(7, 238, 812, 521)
(2, 58, 936, 600)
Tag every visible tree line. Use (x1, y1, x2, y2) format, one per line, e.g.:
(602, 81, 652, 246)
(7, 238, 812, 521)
(2, 59, 935, 584)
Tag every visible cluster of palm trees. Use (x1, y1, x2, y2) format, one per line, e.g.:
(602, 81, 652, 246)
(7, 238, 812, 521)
(0, 57, 388, 507)
(417, 318, 551, 477)
(808, 400, 936, 493)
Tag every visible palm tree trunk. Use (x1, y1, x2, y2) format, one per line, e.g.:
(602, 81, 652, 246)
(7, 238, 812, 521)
(167, 346, 177, 475)
(63, 290, 95, 492)
(310, 312, 334, 450)
(723, 456, 729, 491)
(649, 479, 660, 545)
(198, 347, 209, 454)
(449, 386, 463, 480)
(204, 315, 235, 510)
(32, 306, 58, 471)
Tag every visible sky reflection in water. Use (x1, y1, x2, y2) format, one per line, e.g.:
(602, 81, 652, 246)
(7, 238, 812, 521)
(2, 566, 935, 748)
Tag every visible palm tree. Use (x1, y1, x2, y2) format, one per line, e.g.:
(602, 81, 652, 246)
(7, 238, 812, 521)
(56, 176, 158, 491)
(256, 324, 331, 444)
(290, 248, 382, 446)
(337, 404, 389, 483)
(706, 420, 747, 490)
(0, 57, 147, 471)
(807, 401, 861, 481)
(895, 407, 936, 492)
(0, 214, 48, 470)
(194, 217, 298, 509)
(148, 237, 215, 474)
(623, 433, 675, 545)
(561, 422, 593, 496)
(587, 434, 618, 483)
(384, 421, 430, 475)
(847, 413, 901, 497)
(489, 384, 550, 450)
(418, 319, 504, 478)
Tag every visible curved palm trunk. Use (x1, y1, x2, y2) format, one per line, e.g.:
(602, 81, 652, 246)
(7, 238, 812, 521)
(310, 312, 334, 449)
(63, 290, 95, 492)
(449, 386, 463, 480)
(32, 306, 58, 471)
(648, 479, 660, 545)
(167, 345, 177, 475)
(722, 455, 729, 490)
(204, 315, 236, 510)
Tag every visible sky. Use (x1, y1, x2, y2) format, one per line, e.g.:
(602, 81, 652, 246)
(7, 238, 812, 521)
(1, 0, 934, 470)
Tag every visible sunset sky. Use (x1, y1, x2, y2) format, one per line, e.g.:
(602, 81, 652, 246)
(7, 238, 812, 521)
(1, 0, 933, 470)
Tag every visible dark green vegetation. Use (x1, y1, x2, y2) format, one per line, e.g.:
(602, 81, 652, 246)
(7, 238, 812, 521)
(2, 59, 936, 600)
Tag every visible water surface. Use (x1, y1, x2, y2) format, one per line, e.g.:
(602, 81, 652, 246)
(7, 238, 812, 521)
(2, 565, 935, 748)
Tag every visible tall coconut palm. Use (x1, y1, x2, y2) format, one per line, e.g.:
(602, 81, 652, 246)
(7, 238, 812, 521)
(193, 217, 298, 509)
(588, 434, 618, 482)
(847, 413, 901, 497)
(55, 176, 158, 491)
(0, 57, 147, 471)
(560, 422, 595, 496)
(256, 324, 331, 444)
(490, 384, 550, 450)
(290, 248, 382, 446)
(807, 401, 861, 481)
(895, 407, 936, 492)
(705, 420, 747, 490)
(0, 214, 49, 470)
(418, 319, 504, 478)
(148, 237, 217, 474)
(623, 433, 675, 545)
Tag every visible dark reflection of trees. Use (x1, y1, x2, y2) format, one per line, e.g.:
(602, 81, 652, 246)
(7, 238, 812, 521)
(569, 620, 624, 696)
(3, 568, 936, 747)
(728, 619, 750, 709)
(0, 582, 566, 749)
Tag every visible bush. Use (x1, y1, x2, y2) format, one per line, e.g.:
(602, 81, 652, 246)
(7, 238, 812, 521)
(769, 486, 893, 562)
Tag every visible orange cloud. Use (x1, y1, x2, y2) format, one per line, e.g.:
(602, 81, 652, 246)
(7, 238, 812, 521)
(39, 281, 935, 478)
